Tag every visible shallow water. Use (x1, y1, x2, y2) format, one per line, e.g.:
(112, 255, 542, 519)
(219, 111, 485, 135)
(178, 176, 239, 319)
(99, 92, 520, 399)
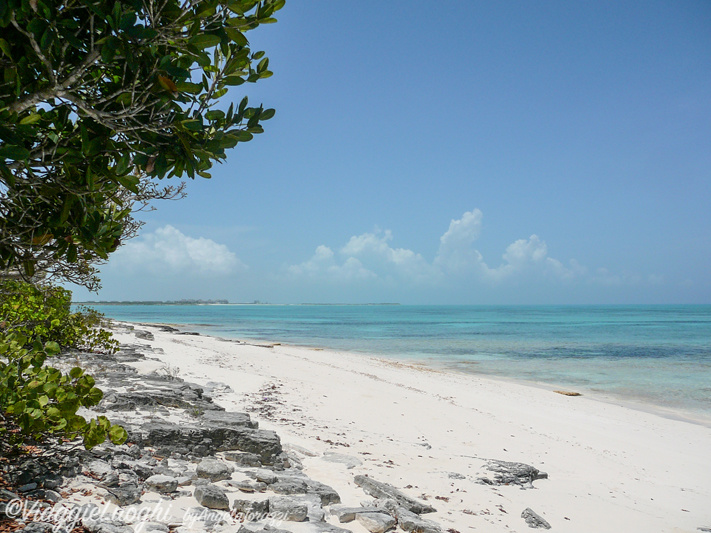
(80, 304, 711, 419)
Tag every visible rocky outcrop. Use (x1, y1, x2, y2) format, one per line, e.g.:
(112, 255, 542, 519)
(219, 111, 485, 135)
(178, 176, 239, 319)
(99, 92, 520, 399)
(353, 475, 436, 514)
(478, 460, 548, 488)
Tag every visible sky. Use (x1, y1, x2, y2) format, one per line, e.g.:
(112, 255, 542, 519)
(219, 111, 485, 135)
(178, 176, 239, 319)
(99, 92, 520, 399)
(71, 1, 711, 304)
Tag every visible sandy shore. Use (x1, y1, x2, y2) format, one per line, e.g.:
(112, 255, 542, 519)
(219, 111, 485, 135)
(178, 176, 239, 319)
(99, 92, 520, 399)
(111, 323, 711, 533)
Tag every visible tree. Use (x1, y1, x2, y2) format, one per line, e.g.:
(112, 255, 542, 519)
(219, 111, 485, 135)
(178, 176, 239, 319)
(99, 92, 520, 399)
(0, 0, 284, 287)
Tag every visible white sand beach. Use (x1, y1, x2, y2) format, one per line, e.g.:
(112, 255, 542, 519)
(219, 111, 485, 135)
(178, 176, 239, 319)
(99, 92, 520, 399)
(112, 323, 711, 533)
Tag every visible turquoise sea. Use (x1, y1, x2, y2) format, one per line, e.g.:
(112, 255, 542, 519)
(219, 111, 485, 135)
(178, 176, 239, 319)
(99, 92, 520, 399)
(82, 304, 711, 422)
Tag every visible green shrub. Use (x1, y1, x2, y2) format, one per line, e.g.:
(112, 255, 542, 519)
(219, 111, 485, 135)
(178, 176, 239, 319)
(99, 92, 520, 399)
(0, 280, 126, 449)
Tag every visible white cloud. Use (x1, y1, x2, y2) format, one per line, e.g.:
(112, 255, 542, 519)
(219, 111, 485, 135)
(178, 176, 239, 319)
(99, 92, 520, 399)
(288, 245, 376, 281)
(110, 225, 245, 275)
(287, 209, 653, 291)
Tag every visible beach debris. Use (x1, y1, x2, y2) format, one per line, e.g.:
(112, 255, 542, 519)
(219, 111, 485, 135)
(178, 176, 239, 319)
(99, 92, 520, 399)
(521, 507, 552, 529)
(477, 460, 548, 489)
(554, 390, 582, 396)
(354, 475, 437, 514)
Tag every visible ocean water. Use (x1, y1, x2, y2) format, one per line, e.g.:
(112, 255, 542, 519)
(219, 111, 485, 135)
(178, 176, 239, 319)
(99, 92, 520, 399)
(81, 304, 711, 421)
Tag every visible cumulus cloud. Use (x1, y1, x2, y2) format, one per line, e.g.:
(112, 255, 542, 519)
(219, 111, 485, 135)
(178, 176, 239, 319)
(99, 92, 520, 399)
(288, 245, 376, 281)
(287, 209, 651, 290)
(111, 225, 245, 275)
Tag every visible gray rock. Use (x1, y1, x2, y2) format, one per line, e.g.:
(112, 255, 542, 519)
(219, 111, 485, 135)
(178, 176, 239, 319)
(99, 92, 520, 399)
(18, 523, 54, 533)
(133, 522, 169, 533)
(0, 489, 20, 500)
(145, 474, 179, 493)
(356, 512, 396, 533)
(224, 451, 262, 467)
(85, 459, 114, 479)
(232, 499, 269, 521)
(479, 460, 548, 488)
(270, 477, 308, 495)
(322, 452, 362, 469)
(128, 420, 281, 463)
(193, 484, 230, 510)
(105, 483, 142, 506)
(83, 518, 134, 533)
(253, 469, 278, 484)
(329, 506, 382, 523)
(394, 507, 442, 533)
(305, 479, 341, 505)
(268, 496, 308, 522)
(196, 458, 232, 482)
(354, 475, 436, 514)
(521, 508, 551, 529)
(304, 525, 353, 533)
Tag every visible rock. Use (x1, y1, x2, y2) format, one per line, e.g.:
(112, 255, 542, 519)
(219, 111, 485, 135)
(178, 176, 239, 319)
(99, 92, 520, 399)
(521, 508, 551, 529)
(83, 517, 134, 533)
(330, 506, 382, 523)
(304, 525, 353, 533)
(134, 330, 155, 340)
(224, 451, 262, 467)
(447, 472, 466, 480)
(193, 484, 230, 510)
(85, 459, 114, 479)
(17, 523, 54, 533)
(232, 499, 269, 521)
(196, 458, 232, 482)
(0, 489, 20, 501)
(268, 496, 308, 522)
(394, 507, 442, 533)
(105, 483, 142, 506)
(133, 522, 169, 533)
(305, 479, 341, 505)
(252, 469, 278, 484)
(129, 420, 281, 464)
(145, 475, 179, 493)
(322, 452, 362, 469)
(270, 478, 308, 495)
(354, 475, 436, 514)
(17, 483, 37, 492)
(479, 460, 548, 488)
(356, 512, 396, 533)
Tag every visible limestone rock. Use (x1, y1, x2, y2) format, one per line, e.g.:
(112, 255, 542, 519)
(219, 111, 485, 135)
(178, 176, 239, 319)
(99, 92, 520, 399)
(224, 451, 262, 467)
(322, 452, 362, 469)
(354, 475, 436, 514)
(232, 499, 269, 521)
(330, 506, 382, 523)
(521, 508, 551, 529)
(268, 496, 308, 522)
(356, 512, 396, 533)
(394, 507, 442, 533)
(105, 483, 142, 506)
(145, 475, 179, 494)
(193, 484, 230, 510)
(479, 460, 548, 488)
(196, 458, 232, 482)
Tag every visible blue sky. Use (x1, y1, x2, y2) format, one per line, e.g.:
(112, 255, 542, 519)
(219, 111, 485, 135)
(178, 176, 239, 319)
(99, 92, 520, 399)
(72, 1, 711, 304)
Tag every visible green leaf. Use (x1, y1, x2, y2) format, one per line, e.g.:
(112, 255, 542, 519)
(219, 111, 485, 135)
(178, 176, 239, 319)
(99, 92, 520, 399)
(69, 367, 84, 379)
(19, 114, 42, 125)
(0, 145, 30, 160)
(0, 38, 11, 58)
(181, 119, 203, 131)
(44, 341, 60, 355)
(189, 34, 221, 49)
(109, 424, 128, 445)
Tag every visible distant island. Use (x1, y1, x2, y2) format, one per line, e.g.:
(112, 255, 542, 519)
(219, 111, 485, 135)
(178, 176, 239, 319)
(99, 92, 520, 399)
(76, 299, 231, 305)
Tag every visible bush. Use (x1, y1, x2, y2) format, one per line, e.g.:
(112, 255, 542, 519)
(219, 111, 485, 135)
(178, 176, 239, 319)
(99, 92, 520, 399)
(0, 280, 126, 449)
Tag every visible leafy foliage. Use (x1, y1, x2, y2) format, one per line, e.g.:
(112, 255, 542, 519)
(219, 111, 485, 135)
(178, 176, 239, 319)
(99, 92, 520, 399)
(0, 0, 284, 285)
(0, 280, 126, 449)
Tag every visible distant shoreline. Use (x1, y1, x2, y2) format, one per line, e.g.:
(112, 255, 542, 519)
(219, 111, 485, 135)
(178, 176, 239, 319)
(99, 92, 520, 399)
(76, 301, 402, 306)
